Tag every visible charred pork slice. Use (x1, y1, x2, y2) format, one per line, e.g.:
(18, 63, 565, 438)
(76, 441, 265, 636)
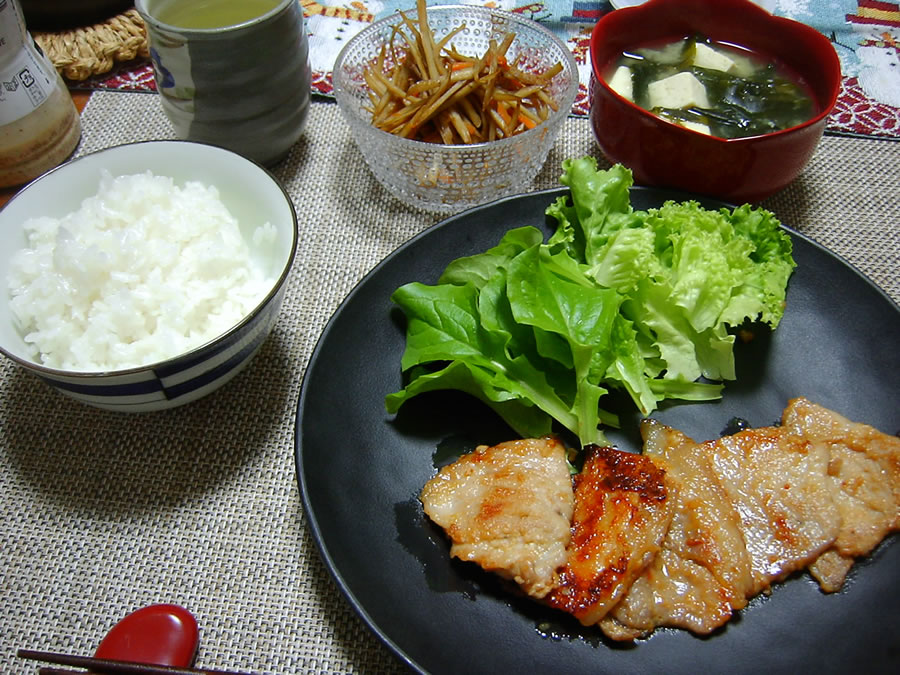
(419, 436, 574, 599)
(546, 445, 673, 626)
(782, 397, 900, 591)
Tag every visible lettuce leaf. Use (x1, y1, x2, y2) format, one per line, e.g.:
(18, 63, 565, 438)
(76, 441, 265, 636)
(386, 158, 795, 447)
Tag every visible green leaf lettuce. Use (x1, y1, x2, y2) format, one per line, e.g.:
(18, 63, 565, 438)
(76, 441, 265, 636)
(385, 158, 795, 447)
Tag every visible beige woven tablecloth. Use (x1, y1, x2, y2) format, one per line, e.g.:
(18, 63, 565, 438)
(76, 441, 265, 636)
(1, 92, 898, 675)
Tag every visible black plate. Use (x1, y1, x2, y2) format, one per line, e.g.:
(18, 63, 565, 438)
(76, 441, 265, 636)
(295, 188, 900, 674)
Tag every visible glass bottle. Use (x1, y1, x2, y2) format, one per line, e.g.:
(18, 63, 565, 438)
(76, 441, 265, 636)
(0, 0, 81, 188)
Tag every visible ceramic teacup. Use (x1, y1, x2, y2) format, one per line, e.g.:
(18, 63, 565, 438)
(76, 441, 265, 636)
(136, 0, 311, 166)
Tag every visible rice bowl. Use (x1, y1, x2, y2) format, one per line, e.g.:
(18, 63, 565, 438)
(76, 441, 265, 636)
(0, 140, 298, 412)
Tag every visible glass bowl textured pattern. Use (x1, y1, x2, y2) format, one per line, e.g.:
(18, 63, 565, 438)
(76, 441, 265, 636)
(333, 5, 579, 213)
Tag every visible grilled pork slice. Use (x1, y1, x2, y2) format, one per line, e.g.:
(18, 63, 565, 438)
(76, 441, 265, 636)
(642, 418, 756, 605)
(421, 399, 898, 640)
(599, 419, 756, 640)
(419, 436, 574, 599)
(704, 421, 841, 592)
(600, 414, 842, 641)
(546, 445, 673, 626)
(806, 550, 855, 593)
(782, 397, 900, 591)
(600, 547, 736, 641)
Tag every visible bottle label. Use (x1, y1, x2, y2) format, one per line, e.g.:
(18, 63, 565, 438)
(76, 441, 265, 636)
(0, 0, 59, 125)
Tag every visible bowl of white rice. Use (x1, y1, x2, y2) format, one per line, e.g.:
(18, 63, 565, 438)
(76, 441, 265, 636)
(0, 140, 298, 412)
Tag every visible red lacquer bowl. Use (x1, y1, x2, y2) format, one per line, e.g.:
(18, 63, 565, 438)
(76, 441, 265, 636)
(589, 0, 841, 203)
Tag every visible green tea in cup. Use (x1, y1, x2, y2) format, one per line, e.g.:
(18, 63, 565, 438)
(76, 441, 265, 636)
(154, 0, 283, 29)
(136, 0, 311, 165)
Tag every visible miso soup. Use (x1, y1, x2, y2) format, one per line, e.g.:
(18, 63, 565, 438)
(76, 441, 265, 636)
(604, 35, 817, 139)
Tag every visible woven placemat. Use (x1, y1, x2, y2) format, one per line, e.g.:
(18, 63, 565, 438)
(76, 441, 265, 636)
(0, 93, 897, 674)
(33, 8, 149, 82)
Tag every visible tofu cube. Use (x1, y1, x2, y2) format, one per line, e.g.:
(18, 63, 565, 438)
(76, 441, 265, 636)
(607, 65, 634, 102)
(678, 119, 712, 135)
(647, 72, 710, 110)
(692, 42, 735, 73)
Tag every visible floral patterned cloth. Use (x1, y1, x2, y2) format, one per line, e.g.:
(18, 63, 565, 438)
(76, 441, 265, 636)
(78, 0, 900, 138)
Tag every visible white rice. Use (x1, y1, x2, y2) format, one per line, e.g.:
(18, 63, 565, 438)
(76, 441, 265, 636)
(7, 170, 276, 372)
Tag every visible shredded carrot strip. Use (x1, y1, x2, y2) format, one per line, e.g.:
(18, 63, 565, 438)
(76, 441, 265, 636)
(518, 112, 537, 129)
(495, 101, 512, 126)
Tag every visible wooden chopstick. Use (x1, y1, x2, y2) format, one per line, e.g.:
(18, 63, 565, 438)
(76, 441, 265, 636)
(17, 649, 255, 675)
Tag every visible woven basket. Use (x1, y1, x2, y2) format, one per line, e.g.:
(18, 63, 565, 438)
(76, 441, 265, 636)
(32, 8, 150, 81)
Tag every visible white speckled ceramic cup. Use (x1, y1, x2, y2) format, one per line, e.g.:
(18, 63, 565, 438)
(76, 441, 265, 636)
(136, 0, 311, 166)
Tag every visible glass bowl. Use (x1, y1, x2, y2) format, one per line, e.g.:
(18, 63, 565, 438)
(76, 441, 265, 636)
(333, 5, 579, 213)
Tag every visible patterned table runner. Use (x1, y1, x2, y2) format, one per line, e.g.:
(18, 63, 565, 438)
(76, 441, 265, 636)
(75, 0, 900, 138)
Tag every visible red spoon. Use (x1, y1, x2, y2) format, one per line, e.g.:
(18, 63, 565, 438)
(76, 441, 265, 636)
(94, 604, 199, 667)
